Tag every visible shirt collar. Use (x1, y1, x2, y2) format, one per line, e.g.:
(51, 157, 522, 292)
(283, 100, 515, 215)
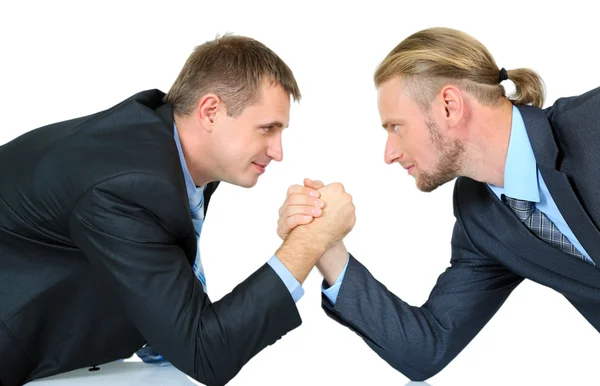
(487, 105, 540, 202)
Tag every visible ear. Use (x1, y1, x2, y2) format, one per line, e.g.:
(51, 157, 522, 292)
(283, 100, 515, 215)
(196, 93, 222, 133)
(439, 85, 464, 127)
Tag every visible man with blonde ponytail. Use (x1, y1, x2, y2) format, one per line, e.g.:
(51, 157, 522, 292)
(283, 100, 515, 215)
(278, 27, 600, 381)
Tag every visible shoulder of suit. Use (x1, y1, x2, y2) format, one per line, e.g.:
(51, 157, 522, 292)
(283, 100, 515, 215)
(95, 89, 169, 124)
(545, 86, 600, 121)
(72, 89, 183, 192)
(120, 89, 167, 109)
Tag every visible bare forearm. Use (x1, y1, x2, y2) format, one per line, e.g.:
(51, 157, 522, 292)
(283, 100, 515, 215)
(317, 241, 349, 286)
(275, 225, 331, 283)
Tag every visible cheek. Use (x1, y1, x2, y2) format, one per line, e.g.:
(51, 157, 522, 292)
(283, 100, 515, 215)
(423, 146, 443, 170)
(411, 136, 435, 166)
(233, 135, 268, 165)
(215, 136, 245, 167)
(249, 136, 270, 154)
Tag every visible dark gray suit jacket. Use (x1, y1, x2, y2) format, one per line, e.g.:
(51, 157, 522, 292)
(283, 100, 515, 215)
(323, 87, 600, 381)
(0, 90, 301, 386)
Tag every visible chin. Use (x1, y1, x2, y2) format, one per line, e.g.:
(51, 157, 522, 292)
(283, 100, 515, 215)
(241, 180, 258, 188)
(416, 181, 440, 193)
(415, 173, 455, 193)
(228, 175, 259, 189)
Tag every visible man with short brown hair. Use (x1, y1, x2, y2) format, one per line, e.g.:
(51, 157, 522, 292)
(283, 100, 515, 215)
(0, 34, 356, 386)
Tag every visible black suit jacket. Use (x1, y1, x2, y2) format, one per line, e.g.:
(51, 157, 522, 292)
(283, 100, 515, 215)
(0, 90, 301, 386)
(323, 87, 600, 381)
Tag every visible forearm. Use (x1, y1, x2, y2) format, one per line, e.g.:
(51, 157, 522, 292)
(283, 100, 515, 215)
(195, 264, 301, 385)
(322, 254, 523, 381)
(275, 224, 331, 283)
(321, 256, 453, 381)
(317, 241, 349, 286)
(69, 187, 300, 385)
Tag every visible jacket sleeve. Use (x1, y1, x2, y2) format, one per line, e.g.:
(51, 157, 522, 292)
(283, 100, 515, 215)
(69, 172, 301, 386)
(322, 217, 523, 381)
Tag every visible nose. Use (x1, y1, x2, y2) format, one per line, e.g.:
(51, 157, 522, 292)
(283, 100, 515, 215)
(384, 133, 402, 164)
(266, 132, 283, 162)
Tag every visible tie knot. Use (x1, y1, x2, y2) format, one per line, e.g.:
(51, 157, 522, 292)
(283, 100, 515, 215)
(503, 195, 535, 222)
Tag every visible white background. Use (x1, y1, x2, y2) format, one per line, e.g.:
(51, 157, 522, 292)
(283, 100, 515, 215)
(3, 0, 600, 385)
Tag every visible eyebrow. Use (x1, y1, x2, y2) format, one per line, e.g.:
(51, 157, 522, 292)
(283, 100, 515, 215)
(259, 121, 287, 129)
(381, 117, 406, 130)
(381, 121, 396, 129)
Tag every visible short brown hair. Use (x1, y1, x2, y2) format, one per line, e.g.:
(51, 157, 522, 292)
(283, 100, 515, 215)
(165, 34, 301, 117)
(374, 27, 545, 109)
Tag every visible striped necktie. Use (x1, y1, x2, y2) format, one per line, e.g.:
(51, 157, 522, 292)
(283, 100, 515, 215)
(503, 195, 591, 264)
(189, 185, 207, 290)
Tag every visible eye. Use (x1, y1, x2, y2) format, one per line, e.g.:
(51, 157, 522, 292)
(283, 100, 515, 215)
(392, 124, 400, 133)
(262, 125, 274, 132)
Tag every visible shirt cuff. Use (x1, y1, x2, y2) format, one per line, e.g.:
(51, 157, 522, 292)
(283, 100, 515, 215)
(321, 255, 350, 305)
(267, 255, 304, 302)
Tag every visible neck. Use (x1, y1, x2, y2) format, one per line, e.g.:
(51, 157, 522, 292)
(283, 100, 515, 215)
(174, 114, 215, 187)
(459, 98, 514, 187)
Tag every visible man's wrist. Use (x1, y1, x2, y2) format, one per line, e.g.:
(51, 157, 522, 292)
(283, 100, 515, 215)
(317, 241, 349, 286)
(275, 227, 331, 283)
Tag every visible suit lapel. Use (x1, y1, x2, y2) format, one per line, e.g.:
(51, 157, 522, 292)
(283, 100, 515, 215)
(486, 185, 600, 288)
(518, 105, 600, 267)
(155, 103, 190, 211)
(155, 103, 198, 264)
(539, 167, 600, 266)
(155, 103, 222, 264)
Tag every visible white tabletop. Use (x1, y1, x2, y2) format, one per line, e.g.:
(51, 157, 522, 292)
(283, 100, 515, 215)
(25, 359, 200, 385)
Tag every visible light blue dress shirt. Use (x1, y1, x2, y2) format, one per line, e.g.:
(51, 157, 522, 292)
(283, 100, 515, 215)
(487, 106, 592, 264)
(173, 125, 304, 302)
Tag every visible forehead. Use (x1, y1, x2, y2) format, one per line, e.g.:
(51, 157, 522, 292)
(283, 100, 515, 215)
(241, 80, 290, 123)
(377, 77, 421, 119)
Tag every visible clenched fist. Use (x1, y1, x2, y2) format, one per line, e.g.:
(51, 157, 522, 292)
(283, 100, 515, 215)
(277, 179, 325, 240)
(274, 178, 355, 283)
(278, 178, 355, 250)
(309, 182, 356, 247)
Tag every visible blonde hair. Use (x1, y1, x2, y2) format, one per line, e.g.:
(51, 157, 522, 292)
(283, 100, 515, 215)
(166, 34, 301, 117)
(374, 27, 545, 109)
